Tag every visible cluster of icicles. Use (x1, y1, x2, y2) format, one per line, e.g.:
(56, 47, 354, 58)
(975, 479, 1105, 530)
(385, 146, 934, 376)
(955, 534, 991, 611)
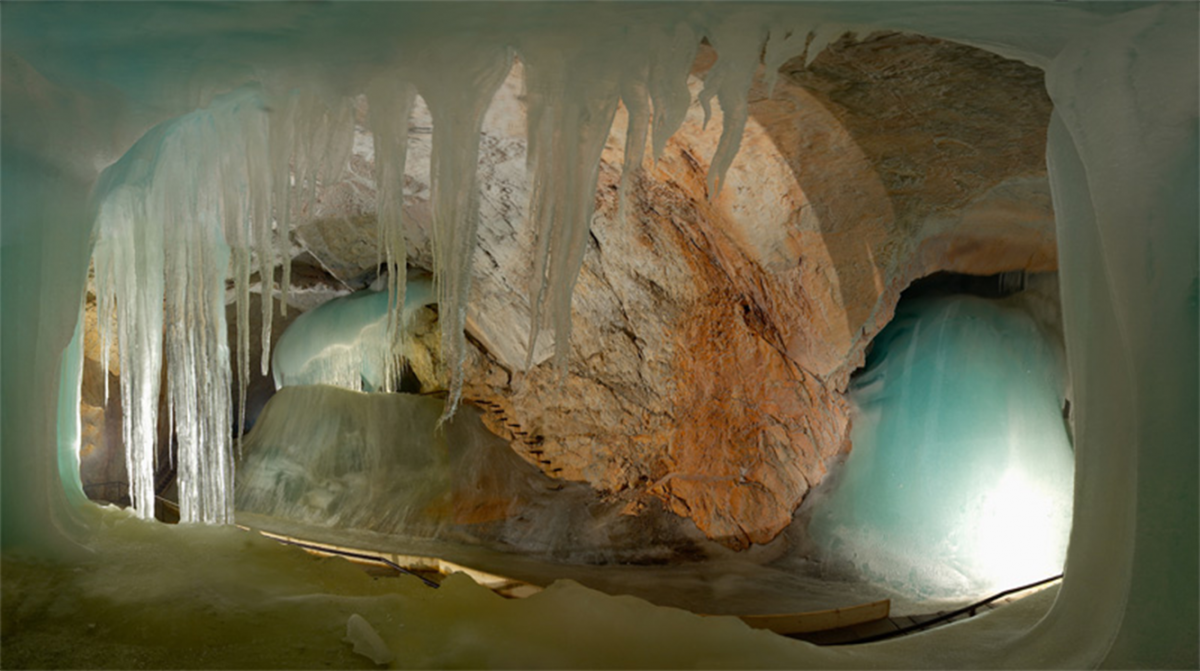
(89, 21, 849, 524)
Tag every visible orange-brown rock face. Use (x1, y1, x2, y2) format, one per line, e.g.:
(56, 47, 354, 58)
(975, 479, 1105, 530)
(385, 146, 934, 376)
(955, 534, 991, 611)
(453, 36, 1056, 547)
(664, 285, 848, 547)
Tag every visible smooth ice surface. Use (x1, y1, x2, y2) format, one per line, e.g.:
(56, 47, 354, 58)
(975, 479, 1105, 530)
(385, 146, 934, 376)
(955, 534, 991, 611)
(807, 295, 1075, 598)
(271, 279, 435, 392)
(2, 2, 1196, 668)
(235, 387, 999, 618)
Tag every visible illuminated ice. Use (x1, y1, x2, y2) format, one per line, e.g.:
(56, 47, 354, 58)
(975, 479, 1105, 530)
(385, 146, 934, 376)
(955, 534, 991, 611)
(271, 277, 435, 392)
(807, 294, 1075, 597)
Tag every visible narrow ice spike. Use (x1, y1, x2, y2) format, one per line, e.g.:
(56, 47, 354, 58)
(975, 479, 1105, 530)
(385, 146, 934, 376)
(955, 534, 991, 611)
(413, 45, 513, 420)
(699, 17, 769, 197)
(367, 80, 417, 392)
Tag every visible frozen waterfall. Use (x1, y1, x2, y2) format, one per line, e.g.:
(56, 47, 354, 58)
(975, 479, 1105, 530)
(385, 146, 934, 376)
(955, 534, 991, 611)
(806, 293, 1075, 597)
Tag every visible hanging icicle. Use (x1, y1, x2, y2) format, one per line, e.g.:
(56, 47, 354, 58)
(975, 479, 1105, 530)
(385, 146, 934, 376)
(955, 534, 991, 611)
(367, 79, 418, 393)
(411, 43, 513, 419)
(699, 16, 769, 198)
(91, 85, 357, 523)
(518, 41, 622, 376)
(93, 183, 163, 520)
(85, 6, 829, 524)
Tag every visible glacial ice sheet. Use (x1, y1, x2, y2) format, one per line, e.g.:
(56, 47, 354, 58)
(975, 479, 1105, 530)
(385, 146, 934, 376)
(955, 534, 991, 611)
(807, 295, 1074, 598)
(271, 279, 435, 392)
(235, 386, 711, 565)
(234, 387, 989, 619)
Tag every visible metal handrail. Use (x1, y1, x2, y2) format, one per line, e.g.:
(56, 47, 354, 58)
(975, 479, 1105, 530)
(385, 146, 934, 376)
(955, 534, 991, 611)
(831, 573, 1064, 645)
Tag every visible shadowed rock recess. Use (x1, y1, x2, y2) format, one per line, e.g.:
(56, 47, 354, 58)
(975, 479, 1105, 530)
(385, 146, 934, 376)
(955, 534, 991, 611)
(79, 32, 1056, 549)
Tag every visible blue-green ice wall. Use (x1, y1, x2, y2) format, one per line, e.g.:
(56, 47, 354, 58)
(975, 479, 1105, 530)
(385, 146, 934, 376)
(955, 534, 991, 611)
(809, 295, 1074, 598)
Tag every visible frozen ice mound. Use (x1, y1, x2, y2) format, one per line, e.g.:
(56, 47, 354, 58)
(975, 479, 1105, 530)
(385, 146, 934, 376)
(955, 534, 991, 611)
(271, 278, 436, 393)
(806, 294, 1075, 598)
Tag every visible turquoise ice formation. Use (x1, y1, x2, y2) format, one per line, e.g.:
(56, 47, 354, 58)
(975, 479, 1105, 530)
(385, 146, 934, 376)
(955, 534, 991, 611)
(808, 294, 1075, 597)
(271, 277, 435, 393)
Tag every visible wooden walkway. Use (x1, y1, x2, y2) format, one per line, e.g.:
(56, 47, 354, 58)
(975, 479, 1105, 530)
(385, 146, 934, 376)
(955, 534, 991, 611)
(239, 522, 1059, 645)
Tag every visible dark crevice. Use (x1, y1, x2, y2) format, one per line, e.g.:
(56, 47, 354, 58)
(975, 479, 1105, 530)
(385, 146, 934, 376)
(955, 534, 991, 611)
(853, 270, 1031, 381)
(901, 270, 1027, 301)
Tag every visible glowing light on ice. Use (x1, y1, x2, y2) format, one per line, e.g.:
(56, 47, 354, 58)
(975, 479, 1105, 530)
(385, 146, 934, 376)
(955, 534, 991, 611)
(271, 278, 436, 392)
(973, 470, 1071, 589)
(807, 294, 1075, 597)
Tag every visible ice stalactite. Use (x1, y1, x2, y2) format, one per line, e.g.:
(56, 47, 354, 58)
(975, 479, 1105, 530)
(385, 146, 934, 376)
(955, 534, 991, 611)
(613, 23, 699, 222)
(698, 16, 767, 197)
(80, 6, 868, 526)
(93, 185, 164, 520)
(262, 89, 357, 353)
(518, 17, 777, 375)
(0, 1, 1193, 667)
(412, 44, 513, 418)
(91, 86, 355, 523)
(162, 174, 234, 525)
(274, 90, 356, 318)
(509, 17, 857, 383)
(648, 25, 701, 165)
(367, 81, 417, 393)
(761, 23, 849, 98)
(520, 40, 622, 374)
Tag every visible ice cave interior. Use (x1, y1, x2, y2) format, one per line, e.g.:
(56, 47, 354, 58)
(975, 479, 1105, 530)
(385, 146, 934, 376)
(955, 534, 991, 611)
(1, 2, 1197, 669)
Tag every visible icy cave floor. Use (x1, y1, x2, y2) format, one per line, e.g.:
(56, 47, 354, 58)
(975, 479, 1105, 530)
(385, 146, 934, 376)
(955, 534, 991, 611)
(233, 509, 980, 620)
(0, 505, 1062, 670)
